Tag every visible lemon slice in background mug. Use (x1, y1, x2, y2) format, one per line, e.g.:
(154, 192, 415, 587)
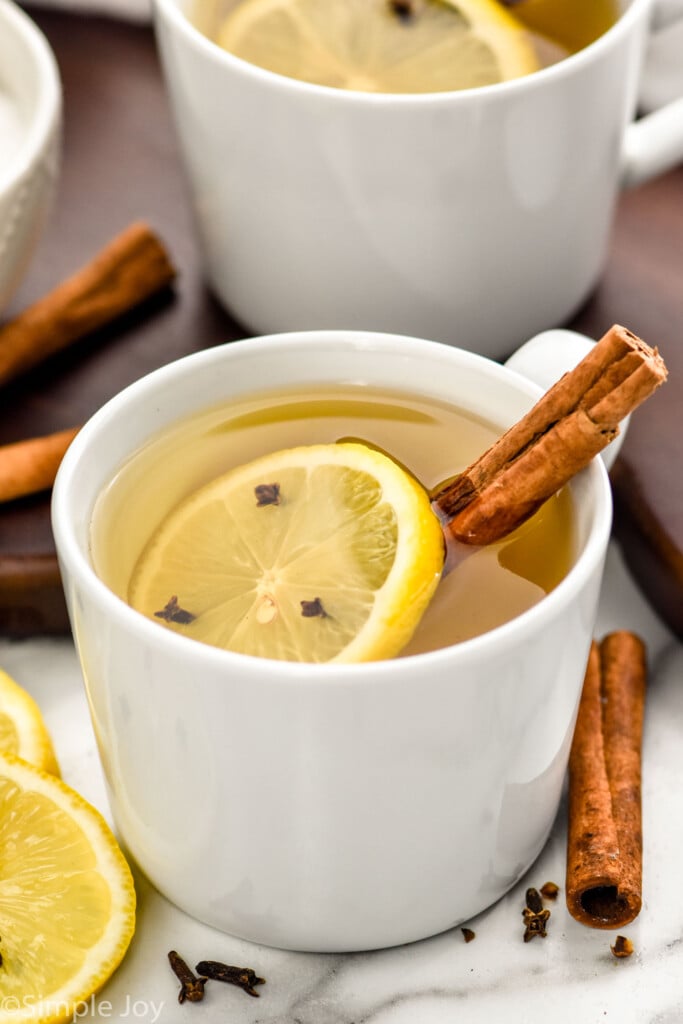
(129, 442, 444, 663)
(0, 751, 136, 1024)
(0, 667, 60, 775)
(214, 0, 539, 92)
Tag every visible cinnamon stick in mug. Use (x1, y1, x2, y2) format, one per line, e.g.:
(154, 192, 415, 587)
(431, 325, 667, 548)
(566, 631, 647, 929)
(0, 222, 175, 387)
(0, 427, 79, 503)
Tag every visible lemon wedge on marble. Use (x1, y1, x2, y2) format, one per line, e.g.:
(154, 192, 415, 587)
(0, 667, 59, 775)
(0, 751, 136, 1023)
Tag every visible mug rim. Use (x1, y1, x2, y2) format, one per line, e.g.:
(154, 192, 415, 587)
(52, 331, 613, 682)
(0, 0, 61, 196)
(153, 0, 651, 106)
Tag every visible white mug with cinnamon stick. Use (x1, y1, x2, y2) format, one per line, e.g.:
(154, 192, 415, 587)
(153, 0, 683, 359)
(52, 328, 620, 951)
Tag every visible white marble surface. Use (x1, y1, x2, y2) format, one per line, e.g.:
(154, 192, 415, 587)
(1, 541, 681, 1024)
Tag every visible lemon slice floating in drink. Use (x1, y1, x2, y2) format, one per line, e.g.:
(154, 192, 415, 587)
(0, 751, 136, 1024)
(129, 443, 444, 663)
(215, 0, 539, 93)
(0, 667, 60, 775)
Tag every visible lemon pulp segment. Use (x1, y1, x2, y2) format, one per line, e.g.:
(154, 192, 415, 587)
(129, 442, 445, 663)
(215, 0, 539, 93)
(0, 667, 60, 775)
(0, 752, 136, 1024)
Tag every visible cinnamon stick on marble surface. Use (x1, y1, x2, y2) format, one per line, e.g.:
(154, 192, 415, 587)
(431, 325, 668, 548)
(0, 221, 175, 387)
(566, 632, 647, 929)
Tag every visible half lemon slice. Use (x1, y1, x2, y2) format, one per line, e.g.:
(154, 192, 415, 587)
(129, 442, 444, 663)
(0, 752, 136, 1024)
(215, 0, 539, 93)
(0, 667, 60, 775)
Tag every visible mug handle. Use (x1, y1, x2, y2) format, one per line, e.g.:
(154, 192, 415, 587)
(504, 329, 627, 472)
(621, 95, 683, 189)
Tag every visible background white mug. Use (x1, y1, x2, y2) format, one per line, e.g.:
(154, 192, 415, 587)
(52, 330, 612, 951)
(153, 0, 683, 360)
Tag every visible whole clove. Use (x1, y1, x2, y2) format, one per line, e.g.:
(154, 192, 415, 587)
(389, 0, 416, 20)
(540, 881, 560, 901)
(522, 888, 550, 942)
(195, 960, 265, 998)
(255, 482, 280, 506)
(168, 950, 206, 1003)
(155, 595, 196, 624)
(611, 935, 635, 959)
(301, 597, 328, 618)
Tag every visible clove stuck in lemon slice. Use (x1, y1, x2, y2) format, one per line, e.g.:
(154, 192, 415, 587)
(129, 442, 445, 663)
(214, 0, 540, 93)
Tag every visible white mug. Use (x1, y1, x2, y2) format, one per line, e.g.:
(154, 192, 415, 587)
(153, 0, 683, 360)
(52, 329, 612, 951)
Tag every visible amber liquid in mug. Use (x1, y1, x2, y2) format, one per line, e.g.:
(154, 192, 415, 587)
(91, 383, 575, 657)
(509, 0, 619, 57)
(190, 0, 620, 92)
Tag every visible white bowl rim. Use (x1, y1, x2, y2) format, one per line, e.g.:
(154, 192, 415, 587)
(0, 0, 61, 196)
(52, 329, 613, 687)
